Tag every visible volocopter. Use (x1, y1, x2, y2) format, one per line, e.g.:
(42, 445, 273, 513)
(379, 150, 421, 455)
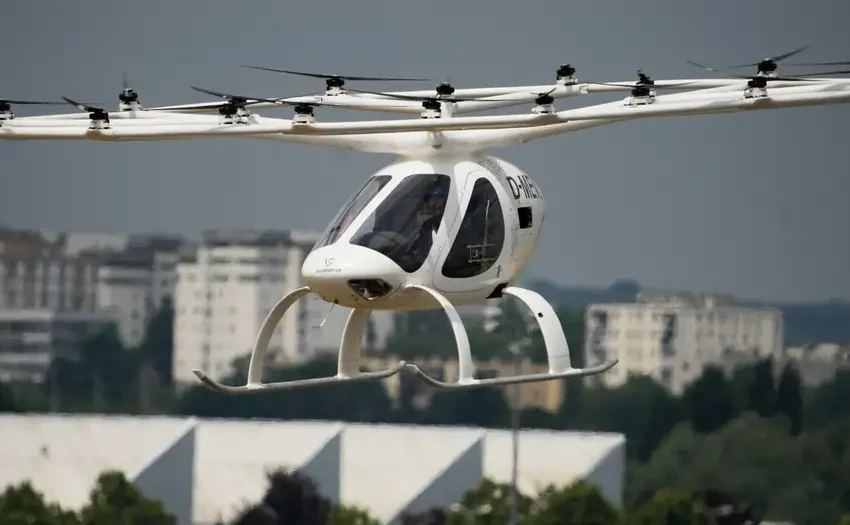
(3, 46, 848, 394)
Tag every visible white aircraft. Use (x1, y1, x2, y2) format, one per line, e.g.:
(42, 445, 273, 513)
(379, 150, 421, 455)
(2, 48, 849, 394)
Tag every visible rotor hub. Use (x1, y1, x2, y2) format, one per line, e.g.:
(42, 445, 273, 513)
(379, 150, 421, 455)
(748, 77, 768, 89)
(556, 64, 576, 79)
(535, 93, 555, 106)
(757, 60, 778, 74)
(118, 89, 139, 104)
(325, 77, 346, 89)
(436, 82, 455, 96)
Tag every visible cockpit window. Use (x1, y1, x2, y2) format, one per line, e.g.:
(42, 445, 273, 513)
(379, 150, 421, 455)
(350, 174, 451, 273)
(314, 175, 392, 249)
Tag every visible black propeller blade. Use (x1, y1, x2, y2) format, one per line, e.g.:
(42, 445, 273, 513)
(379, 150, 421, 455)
(727, 46, 809, 73)
(0, 98, 66, 105)
(344, 86, 558, 104)
(686, 59, 849, 85)
(0, 98, 67, 116)
(239, 65, 430, 82)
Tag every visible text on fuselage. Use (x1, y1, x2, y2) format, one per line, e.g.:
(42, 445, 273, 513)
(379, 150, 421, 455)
(506, 175, 540, 200)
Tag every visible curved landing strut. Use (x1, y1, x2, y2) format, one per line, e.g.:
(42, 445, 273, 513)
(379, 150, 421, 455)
(192, 286, 407, 394)
(403, 285, 619, 389)
(192, 285, 617, 395)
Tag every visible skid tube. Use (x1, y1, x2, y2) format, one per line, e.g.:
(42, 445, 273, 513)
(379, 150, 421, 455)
(402, 284, 618, 389)
(192, 286, 407, 394)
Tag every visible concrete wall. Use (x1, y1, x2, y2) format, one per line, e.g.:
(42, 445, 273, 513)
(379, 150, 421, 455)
(0, 415, 625, 524)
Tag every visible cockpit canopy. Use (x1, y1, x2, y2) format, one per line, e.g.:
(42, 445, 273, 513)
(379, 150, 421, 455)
(314, 174, 451, 273)
(313, 171, 506, 279)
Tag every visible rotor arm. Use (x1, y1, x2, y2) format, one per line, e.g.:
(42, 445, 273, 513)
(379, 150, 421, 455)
(468, 81, 850, 149)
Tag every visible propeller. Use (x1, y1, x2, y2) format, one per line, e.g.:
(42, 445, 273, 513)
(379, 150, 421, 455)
(184, 86, 331, 117)
(686, 59, 850, 88)
(239, 64, 431, 90)
(585, 70, 693, 96)
(61, 97, 111, 124)
(118, 72, 140, 107)
(346, 86, 555, 103)
(727, 45, 809, 74)
(0, 98, 66, 111)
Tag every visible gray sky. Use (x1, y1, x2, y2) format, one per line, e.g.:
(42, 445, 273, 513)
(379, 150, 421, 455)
(2, 0, 849, 302)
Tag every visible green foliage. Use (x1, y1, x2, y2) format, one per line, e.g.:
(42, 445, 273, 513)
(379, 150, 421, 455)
(680, 365, 738, 434)
(570, 376, 684, 461)
(0, 482, 80, 525)
(327, 505, 381, 525)
(522, 479, 620, 525)
(775, 361, 804, 435)
(80, 471, 175, 525)
(443, 478, 532, 524)
(0, 471, 174, 525)
(626, 488, 714, 525)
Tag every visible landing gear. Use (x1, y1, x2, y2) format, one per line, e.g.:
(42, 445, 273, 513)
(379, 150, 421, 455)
(192, 286, 407, 393)
(403, 285, 618, 389)
(192, 285, 618, 394)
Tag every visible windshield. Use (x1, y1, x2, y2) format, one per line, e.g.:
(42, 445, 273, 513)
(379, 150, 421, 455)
(349, 173, 452, 273)
(314, 175, 392, 249)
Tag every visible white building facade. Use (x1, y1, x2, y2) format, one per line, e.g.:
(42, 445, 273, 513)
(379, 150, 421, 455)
(171, 230, 324, 385)
(95, 238, 184, 349)
(585, 289, 784, 395)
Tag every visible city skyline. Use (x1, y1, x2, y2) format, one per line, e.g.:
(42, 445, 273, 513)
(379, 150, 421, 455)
(2, 0, 849, 303)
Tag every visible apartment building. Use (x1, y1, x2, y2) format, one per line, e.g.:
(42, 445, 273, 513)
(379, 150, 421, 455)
(584, 289, 783, 395)
(171, 229, 323, 384)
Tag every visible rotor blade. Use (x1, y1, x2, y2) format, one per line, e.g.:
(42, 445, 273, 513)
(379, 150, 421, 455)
(345, 87, 555, 103)
(61, 97, 107, 113)
(189, 86, 332, 107)
(685, 60, 814, 81)
(239, 64, 430, 82)
(727, 45, 809, 68)
(0, 99, 66, 105)
(786, 60, 850, 67)
(782, 69, 850, 78)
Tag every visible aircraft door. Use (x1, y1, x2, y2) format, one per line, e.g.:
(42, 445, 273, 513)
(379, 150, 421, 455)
(432, 171, 510, 293)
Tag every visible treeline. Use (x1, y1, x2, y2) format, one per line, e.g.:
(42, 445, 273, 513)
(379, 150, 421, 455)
(5, 464, 829, 524)
(2, 298, 850, 522)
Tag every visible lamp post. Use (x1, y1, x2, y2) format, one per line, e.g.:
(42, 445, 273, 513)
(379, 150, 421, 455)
(483, 298, 535, 525)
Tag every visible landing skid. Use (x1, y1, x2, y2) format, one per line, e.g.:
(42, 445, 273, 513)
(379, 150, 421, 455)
(192, 285, 617, 395)
(404, 284, 618, 389)
(192, 286, 407, 394)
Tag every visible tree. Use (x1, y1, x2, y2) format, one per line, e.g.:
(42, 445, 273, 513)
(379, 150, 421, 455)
(681, 365, 738, 434)
(744, 357, 776, 418)
(0, 482, 80, 525)
(571, 376, 684, 461)
(79, 470, 176, 525)
(426, 387, 511, 428)
(775, 361, 803, 435)
(327, 505, 382, 525)
(626, 488, 713, 525)
(256, 468, 332, 525)
(442, 478, 533, 524)
(522, 480, 620, 525)
(138, 297, 175, 385)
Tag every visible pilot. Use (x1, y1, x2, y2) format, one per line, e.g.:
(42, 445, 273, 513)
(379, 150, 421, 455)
(396, 185, 448, 271)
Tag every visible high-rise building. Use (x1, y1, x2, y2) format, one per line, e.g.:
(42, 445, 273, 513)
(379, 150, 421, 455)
(171, 229, 323, 385)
